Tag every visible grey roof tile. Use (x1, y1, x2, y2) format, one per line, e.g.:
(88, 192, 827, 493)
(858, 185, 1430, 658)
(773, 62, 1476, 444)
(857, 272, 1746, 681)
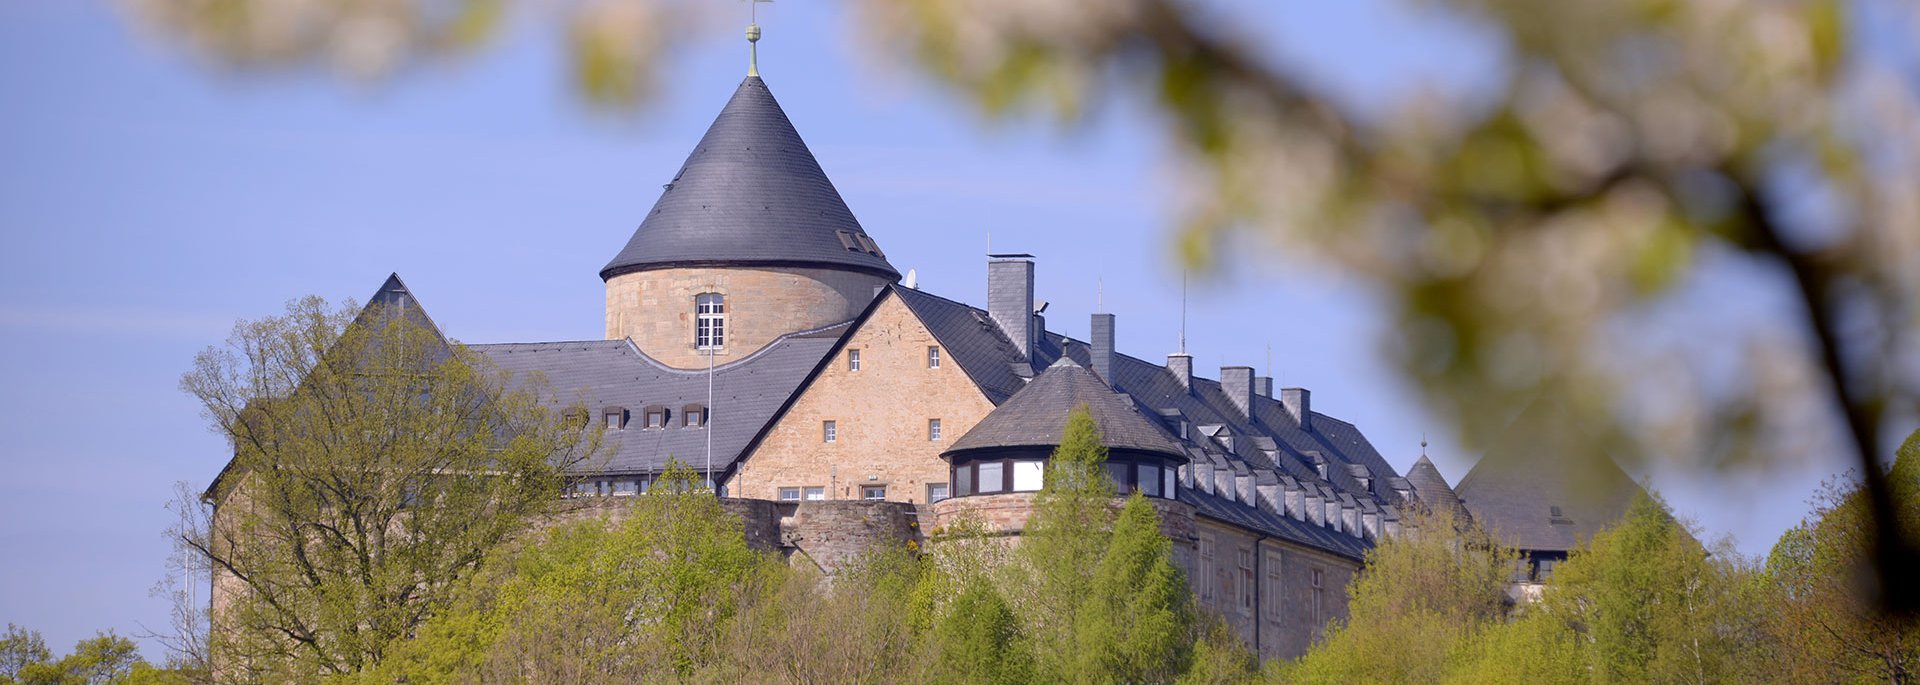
(600, 77, 900, 281)
(945, 358, 1187, 459)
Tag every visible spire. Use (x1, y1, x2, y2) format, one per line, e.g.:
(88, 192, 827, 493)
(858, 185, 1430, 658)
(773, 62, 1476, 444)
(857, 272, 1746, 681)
(746, 0, 770, 77)
(600, 74, 899, 282)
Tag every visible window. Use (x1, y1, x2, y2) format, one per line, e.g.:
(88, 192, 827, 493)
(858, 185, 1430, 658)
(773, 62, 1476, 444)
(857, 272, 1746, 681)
(613, 480, 638, 496)
(1107, 462, 1132, 493)
(1198, 534, 1216, 602)
(1238, 548, 1255, 612)
(635, 474, 653, 494)
(1164, 467, 1177, 498)
(1140, 464, 1162, 497)
(862, 485, 886, 500)
(803, 486, 825, 501)
(927, 346, 941, 368)
(1264, 552, 1284, 619)
(847, 348, 861, 371)
(685, 407, 704, 427)
(1012, 460, 1044, 491)
(645, 408, 667, 429)
(927, 482, 949, 503)
(953, 466, 972, 497)
(977, 461, 1004, 493)
(822, 420, 837, 443)
(570, 481, 595, 498)
(778, 487, 801, 501)
(1310, 568, 1325, 624)
(695, 293, 725, 349)
(928, 418, 942, 441)
(603, 408, 626, 431)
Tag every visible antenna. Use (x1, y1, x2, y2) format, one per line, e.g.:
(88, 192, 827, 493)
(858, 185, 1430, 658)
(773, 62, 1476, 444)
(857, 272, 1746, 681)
(1097, 277, 1104, 312)
(1179, 269, 1188, 354)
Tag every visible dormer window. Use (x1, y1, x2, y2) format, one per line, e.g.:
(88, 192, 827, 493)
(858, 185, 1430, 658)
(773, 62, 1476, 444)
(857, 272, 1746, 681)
(643, 406, 668, 430)
(603, 407, 628, 431)
(695, 293, 725, 349)
(683, 404, 706, 428)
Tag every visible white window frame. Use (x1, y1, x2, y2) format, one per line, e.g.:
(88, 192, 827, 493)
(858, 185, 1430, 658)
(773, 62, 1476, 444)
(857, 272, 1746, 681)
(927, 346, 941, 368)
(928, 418, 942, 441)
(803, 486, 825, 501)
(822, 420, 837, 443)
(861, 485, 886, 500)
(695, 293, 725, 349)
(847, 348, 861, 372)
(927, 482, 949, 503)
(778, 487, 801, 501)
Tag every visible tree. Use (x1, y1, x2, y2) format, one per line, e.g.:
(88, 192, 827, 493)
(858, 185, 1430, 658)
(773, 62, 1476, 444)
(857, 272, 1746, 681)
(0, 626, 50, 682)
(1074, 493, 1194, 684)
(178, 295, 595, 679)
(1762, 429, 1920, 684)
(0, 627, 173, 685)
(372, 460, 776, 683)
(1014, 404, 1117, 681)
(933, 578, 1032, 685)
(1279, 505, 1512, 684)
(1533, 494, 1765, 684)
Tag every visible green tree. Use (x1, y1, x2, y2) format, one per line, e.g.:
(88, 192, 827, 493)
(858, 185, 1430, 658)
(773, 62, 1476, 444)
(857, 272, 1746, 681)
(179, 296, 596, 679)
(1762, 429, 1920, 684)
(1014, 404, 1117, 681)
(1535, 494, 1763, 684)
(1, 628, 163, 685)
(0, 626, 51, 682)
(1075, 493, 1193, 684)
(371, 460, 773, 683)
(1441, 608, 1586, 685)
(932, 577, 1032, 685)
(1279, 505, 1512, 684)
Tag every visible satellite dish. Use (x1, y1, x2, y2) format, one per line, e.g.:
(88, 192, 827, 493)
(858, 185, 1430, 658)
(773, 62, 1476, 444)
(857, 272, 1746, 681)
(903, 268, 918, 289)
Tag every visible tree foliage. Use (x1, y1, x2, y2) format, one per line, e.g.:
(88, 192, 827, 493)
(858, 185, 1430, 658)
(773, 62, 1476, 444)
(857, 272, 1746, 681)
(1075, 493, 1195, 684)
(1014, 404, 1118, 681)
(179, 296, 595, 679)
(0, 626, 191, 685)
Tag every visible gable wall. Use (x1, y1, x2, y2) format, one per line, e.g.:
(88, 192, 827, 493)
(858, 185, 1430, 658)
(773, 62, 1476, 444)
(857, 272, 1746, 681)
(731, 293, 996, 503)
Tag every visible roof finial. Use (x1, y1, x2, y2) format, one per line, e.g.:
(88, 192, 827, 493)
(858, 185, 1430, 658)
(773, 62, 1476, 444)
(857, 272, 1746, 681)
(1179, 269, 1188, 354)
(1421, 433, 1429, 458)
(746, 0, 771, 77)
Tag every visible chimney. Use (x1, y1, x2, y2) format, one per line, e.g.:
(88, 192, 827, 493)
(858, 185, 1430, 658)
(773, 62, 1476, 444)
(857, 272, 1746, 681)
(1091, 313, 1116, 387)
(1221, 366, 1255, 420)
(1281, 387, 1311, 431)
(1167, 353, 1193, 390)
(1254, 376, 1273, 398)
(988, 255, 1036, 365)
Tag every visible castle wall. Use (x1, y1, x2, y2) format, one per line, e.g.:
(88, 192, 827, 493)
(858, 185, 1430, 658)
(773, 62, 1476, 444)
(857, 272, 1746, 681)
(1191, 517, 1360, 661)
(547, 495, 921, 574)
(605, 266, 888, 369)
(731, 293, 995, 504)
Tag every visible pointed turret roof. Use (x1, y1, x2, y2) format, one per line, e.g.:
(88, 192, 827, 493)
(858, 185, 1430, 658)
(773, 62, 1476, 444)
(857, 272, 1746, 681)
(944, 358, 1187, 460)
(1405, 455, 1470, 523)
(600, 76, 900, 281)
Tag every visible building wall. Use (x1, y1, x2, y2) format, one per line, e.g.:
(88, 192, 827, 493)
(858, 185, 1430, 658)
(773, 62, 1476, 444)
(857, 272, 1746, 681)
(605, 266, 889, 369)
(731, 292, 995, 504)
(1191, 517, 1360, 661)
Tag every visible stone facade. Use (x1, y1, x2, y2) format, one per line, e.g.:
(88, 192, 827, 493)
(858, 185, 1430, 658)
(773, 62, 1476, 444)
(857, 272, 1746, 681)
(605, 265, 888, 369)
(730, 292, 995, 504)
(1191, 517, 1359, 660)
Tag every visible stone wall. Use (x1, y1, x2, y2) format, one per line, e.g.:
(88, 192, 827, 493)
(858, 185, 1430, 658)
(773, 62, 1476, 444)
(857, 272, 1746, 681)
(604, 266, 888, 369)
(547, 495, 922, 574)
(1191, 517, 1360, 661)
(731, 292, 996, 504)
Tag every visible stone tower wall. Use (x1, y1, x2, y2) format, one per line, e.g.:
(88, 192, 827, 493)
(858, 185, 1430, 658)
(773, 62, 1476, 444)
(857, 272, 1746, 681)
(605, 266, 889, 369)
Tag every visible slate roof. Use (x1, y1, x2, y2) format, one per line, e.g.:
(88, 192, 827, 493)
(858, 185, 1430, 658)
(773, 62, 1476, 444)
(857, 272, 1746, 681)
(1455, 404, 1646, 552)
(895, 283, 1403, 558)
(1405, 455, 1470, 522)
(945, 358, 1187, 459)
(600, 76, 900, 281)
(471, 324, 846, 476)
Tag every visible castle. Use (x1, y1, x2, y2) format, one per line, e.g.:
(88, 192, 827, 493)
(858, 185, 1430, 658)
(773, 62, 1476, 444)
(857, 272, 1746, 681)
(204, 43, 1635, 662)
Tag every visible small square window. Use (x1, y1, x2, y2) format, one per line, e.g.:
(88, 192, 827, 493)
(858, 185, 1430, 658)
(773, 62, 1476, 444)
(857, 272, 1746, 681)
(927, 482, 949, 503)
(927, 346, 941, 368)
(861, 485, 886, 500)
(684, 407, 705, 428)
(646, 410, 666, 429)
(778, 487, 801, 501)
(823, 420, 837, 443)
(803, 486, 825, 501)
(847, 349, 861, 372)
(928, 418, 942, 441)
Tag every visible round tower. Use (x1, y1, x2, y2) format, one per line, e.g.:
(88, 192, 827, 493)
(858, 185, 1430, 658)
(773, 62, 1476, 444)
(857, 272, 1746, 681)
(601, 73, 898, 369)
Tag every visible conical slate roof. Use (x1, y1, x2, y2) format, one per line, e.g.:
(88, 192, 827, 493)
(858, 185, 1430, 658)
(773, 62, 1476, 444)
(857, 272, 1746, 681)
(945, 358, 1187, 460)
(1405, 455, 1469, 522)
(600, 76, 900, 281)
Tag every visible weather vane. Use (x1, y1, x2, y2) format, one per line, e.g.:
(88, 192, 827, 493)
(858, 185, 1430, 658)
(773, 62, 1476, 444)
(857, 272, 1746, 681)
(745, 0, 773, 77)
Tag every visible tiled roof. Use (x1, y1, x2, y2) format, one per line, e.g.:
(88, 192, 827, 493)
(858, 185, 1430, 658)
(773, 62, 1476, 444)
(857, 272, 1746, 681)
(1455, 402, 1645, 552)
(471, 325, 845, 476)
(1405, 455, 1470, 522)
(600, 77, 899, 281)
(945, 358, 1187, 459)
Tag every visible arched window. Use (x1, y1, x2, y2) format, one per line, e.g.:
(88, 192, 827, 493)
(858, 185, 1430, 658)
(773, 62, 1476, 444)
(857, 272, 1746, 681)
(694, 293, 725, 349)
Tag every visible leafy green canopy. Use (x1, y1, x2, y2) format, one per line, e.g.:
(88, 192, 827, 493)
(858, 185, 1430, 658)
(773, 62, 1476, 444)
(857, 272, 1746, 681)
(180, 296, 596, 679)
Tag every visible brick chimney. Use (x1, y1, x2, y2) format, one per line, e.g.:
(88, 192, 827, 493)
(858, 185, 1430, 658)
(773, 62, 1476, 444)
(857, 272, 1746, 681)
(1281, 387, 1311, 432)
(988, 255, 1036, 365)
(1091, 313, 1116, 387)
(1221, 366, 1255, 420)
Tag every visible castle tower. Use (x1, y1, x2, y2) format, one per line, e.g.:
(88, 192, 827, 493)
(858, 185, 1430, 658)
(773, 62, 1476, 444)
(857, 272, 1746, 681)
(601, 68, 898, 369)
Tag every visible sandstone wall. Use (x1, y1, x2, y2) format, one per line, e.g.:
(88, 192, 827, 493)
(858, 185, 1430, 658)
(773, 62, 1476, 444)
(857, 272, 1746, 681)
(605, 266, 888, 369)
(732, 293, 995, 504)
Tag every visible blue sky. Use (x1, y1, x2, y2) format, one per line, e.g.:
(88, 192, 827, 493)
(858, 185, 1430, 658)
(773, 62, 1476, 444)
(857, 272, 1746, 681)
(0, 0, 1868, 657)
